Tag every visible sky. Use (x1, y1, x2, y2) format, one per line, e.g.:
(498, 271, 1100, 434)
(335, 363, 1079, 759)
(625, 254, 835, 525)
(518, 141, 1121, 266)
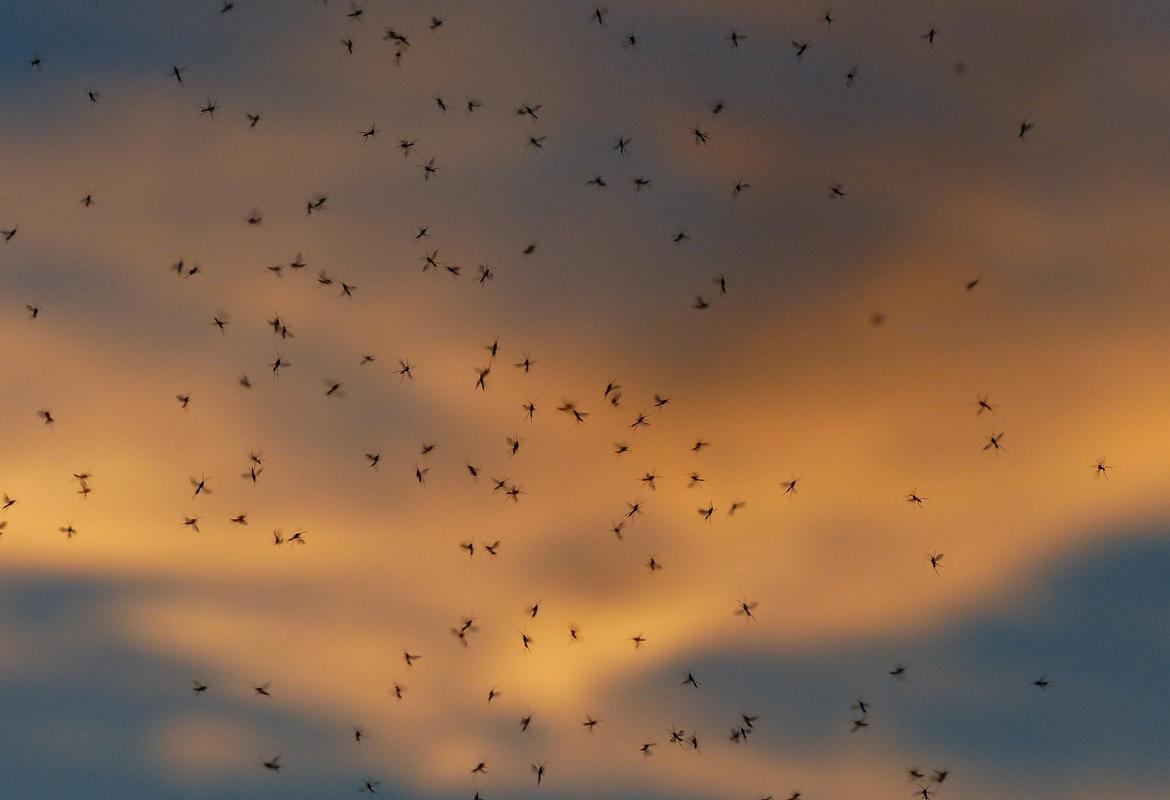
(1, 1, 1169, 798)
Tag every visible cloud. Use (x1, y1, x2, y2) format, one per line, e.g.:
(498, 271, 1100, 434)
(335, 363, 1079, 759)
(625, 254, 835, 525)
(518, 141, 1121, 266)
(2, 1, 1170, 798)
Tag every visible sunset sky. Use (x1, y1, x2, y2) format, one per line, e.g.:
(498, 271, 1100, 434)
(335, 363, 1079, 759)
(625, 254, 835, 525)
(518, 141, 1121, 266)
(2, 1, 1169, 799)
